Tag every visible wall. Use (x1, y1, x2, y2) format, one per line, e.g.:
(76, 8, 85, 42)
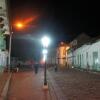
(0, 50, 8, 72)
(0, 0, 9, 72)
(68, 40, 100, 71)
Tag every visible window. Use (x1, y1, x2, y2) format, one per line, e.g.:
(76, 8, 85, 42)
(82, 54, 84, 66)
(93, 51, 98, 70)
(80, 55, 81, 67)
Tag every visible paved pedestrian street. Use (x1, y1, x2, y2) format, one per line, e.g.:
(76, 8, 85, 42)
(7, 68, 52, 100)
(48, 68, 100, 100)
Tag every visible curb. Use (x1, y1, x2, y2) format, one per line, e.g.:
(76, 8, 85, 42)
(0, 73, 12, 100)
(74, 67, 100, 75)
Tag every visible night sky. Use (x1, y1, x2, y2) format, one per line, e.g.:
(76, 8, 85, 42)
(9, 0, 100, 60)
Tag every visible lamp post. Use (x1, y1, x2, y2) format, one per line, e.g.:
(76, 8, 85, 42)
(8, 22, 24, 72)
(42, 48, 48, 86)
(8, 30, 13, 72)
(41, 36, 50, 89)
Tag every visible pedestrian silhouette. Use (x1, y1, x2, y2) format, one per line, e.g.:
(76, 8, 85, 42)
(34, 61, 39, 74)
(54, 64, 57, 72)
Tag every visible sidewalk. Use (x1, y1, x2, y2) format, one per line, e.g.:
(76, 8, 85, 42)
(7, 68, 56, 100)
(0, 72, 11, 100)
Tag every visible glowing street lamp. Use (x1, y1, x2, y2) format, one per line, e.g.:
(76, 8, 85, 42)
(16, 23, 23, 28)
(15, 22, 24, 29)
(41, 36, 50, 89)
(41, 36, 50, 48)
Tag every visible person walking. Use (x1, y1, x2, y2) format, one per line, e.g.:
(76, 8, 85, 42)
(34, 61, 39, 74)
(54, 64, 58, 72)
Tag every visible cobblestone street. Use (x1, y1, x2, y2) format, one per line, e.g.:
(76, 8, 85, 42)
(48, 68, 100, 100)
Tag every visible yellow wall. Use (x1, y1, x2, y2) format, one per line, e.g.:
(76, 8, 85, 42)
(57, 42, 70, 68)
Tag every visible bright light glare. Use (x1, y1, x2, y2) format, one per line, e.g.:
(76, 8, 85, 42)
(43, 55, 47, 62)
(41, 36, 50, 47)
(42, 49, 48, 62)
(16, 22, 24, 28)
(42, 49, 48, 55)
(95, 59, 99, 64)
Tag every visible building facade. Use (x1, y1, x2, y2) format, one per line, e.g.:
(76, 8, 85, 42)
(67, 33, 91, 68)
(0, 0, 9, 72)
(67, 34, 100, 71)
(47, 48, 56, 67)
(56, 42, 69, 68)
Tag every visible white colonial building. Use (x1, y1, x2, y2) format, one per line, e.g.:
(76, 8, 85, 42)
(67, 36, 100, 71)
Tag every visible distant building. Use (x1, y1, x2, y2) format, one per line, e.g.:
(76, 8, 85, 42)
(74, 38, 100, 71)
(47, 48, 56, 67)
(56, 42, 70, 68)
(67, 33, 91, 68)
(70, 33, 91, 50)
(67, 33, 100, 71)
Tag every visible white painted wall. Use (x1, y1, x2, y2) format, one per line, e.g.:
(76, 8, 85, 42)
(67, 40, 100, 71)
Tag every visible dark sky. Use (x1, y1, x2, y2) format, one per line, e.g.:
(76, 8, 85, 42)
(9, 0, 100, 60)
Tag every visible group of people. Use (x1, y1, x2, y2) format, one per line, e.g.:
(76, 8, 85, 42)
(16, 61, 58, 73)
(16, 61, 39, 74)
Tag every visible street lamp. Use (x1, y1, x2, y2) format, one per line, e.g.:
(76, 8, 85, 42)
(8, 30, 13, 72)
(41, 36, 50, 48)
(8, 22, 24, 72)
(15, 22, 24, 29)
(41, 36, 50, 89)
